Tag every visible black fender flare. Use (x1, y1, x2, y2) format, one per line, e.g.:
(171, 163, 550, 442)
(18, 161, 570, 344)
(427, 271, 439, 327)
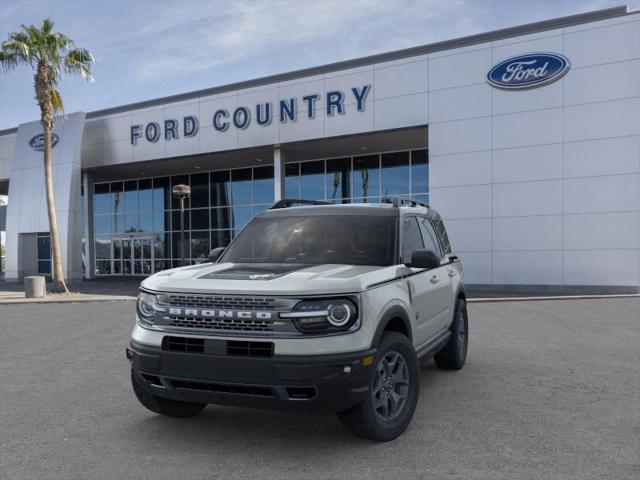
(370, 305, 413, 348)
(447, 286, 467, 330)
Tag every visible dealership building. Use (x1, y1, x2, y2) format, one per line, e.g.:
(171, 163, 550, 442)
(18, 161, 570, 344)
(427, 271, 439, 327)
(0, 5, 638, 292)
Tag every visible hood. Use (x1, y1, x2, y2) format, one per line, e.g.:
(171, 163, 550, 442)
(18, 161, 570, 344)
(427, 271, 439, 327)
(141, 262, 403, 295)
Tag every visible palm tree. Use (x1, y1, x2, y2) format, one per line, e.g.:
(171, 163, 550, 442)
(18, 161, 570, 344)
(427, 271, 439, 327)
(0, 18, 94, 293)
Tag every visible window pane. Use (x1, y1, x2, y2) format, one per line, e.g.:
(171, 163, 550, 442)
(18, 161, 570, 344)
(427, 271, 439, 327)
(352, 155, 380, 200)
(172, 232, 187, 259)
(94, 183, 110, 214)
(253, 166, 274, 204)
(112, 214, 124, 234)
(154, 260, 169, 272)
(211, 207, 231, 230)
(231, 169, 252, 205)
(190, 231, 210, 259)
(381, 151, 410, 196)
(139, 213, 153, 232)
(153, 233, 168, 258)
(113, 238, 122, 260)
(211, 171, 231, 207)
(418, 217, 441, 257)
(124, 180, 138, 212)
(326, 158, 350, 203)
(96, 260, 111, 275)
(191, 208, 209, 230)
(153, 177, 170, 211)
(153, 212, 169, 232)
(171, 210, 190, 231)
(285, 163, 300, 198)
(95, 237, 111, 259)
(171, 175, 190, 209)
(38, 260, 51, 274)
(231, 206, 253, 230)
(37, 235, 51, 260)
(190, 173, 209, 208)
(300, 161, 324, 200)
(411, 149, 429, 194)
(211, 230, 231, 249)
(430, 211, 451, 254)
(124, 213, 139, 232)
(94, 215, 110, 235)
(402, 217, 424, 264)
(138, 179, 153, 212)
(111, 182, 123, 215)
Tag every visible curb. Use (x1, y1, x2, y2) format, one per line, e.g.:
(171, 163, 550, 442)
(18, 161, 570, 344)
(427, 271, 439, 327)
(0, 295, 136, 305)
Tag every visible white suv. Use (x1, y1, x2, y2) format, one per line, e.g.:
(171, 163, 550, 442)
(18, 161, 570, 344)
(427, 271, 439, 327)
(127, 198, 468, 441)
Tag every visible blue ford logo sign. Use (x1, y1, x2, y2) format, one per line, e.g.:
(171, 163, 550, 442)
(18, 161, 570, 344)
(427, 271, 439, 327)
(487, 53, 570, 90)
(29, 133, 59, 151)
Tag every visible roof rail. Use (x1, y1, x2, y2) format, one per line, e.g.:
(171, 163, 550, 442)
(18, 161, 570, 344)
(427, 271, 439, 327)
(382, 196, 430, 208)
(269, 198, 330, 209)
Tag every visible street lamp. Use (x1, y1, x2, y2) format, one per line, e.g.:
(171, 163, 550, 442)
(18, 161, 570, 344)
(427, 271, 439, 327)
(172, 184, 191, 267)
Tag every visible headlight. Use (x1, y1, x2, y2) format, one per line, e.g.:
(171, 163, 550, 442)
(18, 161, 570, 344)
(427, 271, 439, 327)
(137, 291, 158, 322)
(280, 298, 358, 333)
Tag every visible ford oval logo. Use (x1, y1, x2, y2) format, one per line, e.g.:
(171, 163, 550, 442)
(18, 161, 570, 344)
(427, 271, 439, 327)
(29, 133, 59, 151)
(487, 53, 570, 90)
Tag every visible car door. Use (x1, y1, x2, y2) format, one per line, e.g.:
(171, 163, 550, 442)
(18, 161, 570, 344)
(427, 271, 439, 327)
(417, 216, 453, 339)
(400, 216, 449, 347)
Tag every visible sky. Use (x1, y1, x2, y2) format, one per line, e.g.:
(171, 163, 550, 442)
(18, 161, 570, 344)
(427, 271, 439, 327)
(0, 0, 636, 130)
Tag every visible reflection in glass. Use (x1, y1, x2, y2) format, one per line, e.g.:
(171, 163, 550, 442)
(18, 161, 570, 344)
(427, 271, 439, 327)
(138, 179, 153, 212)
(211, 230, 231, 249)
(231, 169, 252, 205)
(300, 161, 324, 200)
(326, 158, 350, 203)
(124, 180, 138, 213)
(231, 206, 253, 231)
(411, 149, 428, 194)
(111, 182, 123, 215)
(352, 155, 380, 201)
(94, 183, 110, 214)
(95, 237, 111, 259)
(153, 177, 170, 211)
(191, 208, 209, 230)
(124, 213, 139, 232)
(139, 213, 153, 232)
(113, 238, 122, 260)
(190, 231, 209, 259)
(38, 260, 51, 274)
(253, 166, 274, 204)
(153, 233, 167, 258)
(171, 210, 190, 231)
(285, 163, 300, 198)
(211, 207, 231, 230)
(190, 173, 209, 208)
(153, 212, 168, 232)
(381, 152, 410, 196)
(211, 171, 231, 207)
(171, 175, 190, 209)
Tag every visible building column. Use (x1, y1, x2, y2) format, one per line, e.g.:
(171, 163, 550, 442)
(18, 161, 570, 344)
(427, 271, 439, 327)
(273, 147, 285, 201)
(83, 172, 95, 279)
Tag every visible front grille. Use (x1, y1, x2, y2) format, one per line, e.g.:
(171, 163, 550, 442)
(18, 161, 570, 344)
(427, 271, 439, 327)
(168, 316, 275, 332)
(167, 294, 278, 310)
(169, 379, 275, 397)
(227, 340, 274, 357)
(162, 336, 205, 353)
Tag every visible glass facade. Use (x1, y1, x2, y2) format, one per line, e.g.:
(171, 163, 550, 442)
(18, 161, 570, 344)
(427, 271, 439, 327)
(285, 149, 428, 204)
(93, 166, 274, 275)
(91, 148, 428, 275)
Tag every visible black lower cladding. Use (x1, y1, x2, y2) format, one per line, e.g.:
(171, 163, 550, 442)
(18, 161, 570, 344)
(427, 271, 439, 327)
(128, 340, 376, 414)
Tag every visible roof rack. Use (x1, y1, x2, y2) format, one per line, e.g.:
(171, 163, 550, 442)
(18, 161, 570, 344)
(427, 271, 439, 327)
(382, 196, 430, 208)
(269, 198, 330, 209)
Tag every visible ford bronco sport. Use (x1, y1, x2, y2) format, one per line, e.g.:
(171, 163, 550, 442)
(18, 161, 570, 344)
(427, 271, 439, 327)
(127, 197, 468, 441)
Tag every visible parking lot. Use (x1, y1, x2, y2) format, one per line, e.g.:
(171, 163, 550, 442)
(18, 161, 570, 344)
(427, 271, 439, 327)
(1, 297, 638, 480)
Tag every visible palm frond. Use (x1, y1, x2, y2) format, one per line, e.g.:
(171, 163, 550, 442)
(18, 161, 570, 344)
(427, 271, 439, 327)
(50, 88, 64, 113)
(64, 47, 94, 81)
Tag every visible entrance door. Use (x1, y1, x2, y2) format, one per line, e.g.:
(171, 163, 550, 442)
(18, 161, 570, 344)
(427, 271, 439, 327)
(113, 236, 153, 275)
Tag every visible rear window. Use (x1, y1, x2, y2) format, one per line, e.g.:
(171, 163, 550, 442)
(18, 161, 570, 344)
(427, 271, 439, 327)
(430, 212, 452, 255)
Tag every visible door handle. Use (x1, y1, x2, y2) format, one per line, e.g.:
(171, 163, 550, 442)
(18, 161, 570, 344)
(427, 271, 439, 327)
(448, 269, 457, 278)
(430, 275, 440, 284)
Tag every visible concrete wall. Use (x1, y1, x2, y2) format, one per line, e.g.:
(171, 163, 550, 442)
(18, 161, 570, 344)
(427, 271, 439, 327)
(428, 13, 640, 288)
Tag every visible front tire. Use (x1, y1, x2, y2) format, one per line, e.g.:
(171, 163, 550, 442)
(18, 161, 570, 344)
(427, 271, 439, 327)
(337, 332, 419, 442)
(131, 369, 206, 417)
(434, 299, 468, 370)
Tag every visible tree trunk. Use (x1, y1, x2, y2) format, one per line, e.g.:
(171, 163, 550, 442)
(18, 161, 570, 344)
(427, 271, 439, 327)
(43, 122, 69, 294)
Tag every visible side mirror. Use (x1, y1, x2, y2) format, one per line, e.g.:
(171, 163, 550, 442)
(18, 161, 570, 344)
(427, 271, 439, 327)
(207, 247, 226, 263)
(406, 249, 441, 269)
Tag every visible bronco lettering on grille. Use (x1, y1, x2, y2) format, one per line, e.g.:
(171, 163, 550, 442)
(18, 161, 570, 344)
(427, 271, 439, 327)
(168, 308, 273, 320)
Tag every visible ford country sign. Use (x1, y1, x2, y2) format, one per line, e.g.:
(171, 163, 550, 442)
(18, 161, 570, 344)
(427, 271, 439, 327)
(487, 53, 570, 90)
(29, 133, 59, 151)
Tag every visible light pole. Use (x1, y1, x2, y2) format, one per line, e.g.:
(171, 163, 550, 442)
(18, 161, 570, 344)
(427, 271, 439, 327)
(172, 184, 191, 267)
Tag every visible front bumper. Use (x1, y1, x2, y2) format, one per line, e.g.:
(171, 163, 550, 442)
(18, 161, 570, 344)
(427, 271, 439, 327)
(127, 340, 376, 414)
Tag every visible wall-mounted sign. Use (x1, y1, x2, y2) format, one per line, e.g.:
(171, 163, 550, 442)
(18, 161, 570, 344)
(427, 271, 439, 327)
(130, 84, 372, 146)
(487, 53, 570, 90)
(29, 133, 59, 151)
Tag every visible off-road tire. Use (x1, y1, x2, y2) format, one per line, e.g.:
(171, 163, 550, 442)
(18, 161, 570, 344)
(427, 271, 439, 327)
(434, 299, 468, 370)
(337, 332, 419, 442)
(131, 369, 206, 417)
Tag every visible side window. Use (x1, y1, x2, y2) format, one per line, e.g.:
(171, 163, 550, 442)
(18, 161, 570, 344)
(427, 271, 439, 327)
(419, 217, 442, 258)
(402, 217, 424, 264)
(430, 213, 452, 255)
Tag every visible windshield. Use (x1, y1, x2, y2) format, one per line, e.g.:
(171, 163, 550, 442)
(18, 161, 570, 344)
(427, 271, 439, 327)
(220, 214, 397, 266)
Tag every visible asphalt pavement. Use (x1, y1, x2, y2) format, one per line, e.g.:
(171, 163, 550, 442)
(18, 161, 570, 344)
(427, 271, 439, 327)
(1, 298, 638, 480)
